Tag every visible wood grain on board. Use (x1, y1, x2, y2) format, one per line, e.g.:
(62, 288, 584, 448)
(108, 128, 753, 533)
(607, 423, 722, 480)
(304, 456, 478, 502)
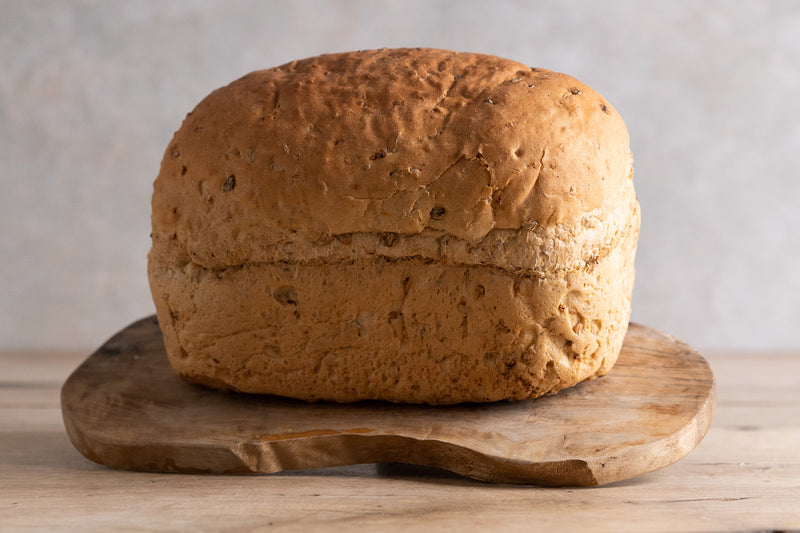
(61, 316, 714, 486)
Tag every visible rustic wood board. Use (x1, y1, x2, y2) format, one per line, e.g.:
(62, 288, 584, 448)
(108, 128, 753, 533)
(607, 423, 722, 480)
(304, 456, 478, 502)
(61, 316, 715, 486)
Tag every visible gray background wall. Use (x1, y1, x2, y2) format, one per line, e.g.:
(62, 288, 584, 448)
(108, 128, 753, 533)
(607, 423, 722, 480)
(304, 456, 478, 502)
(1, 0, 798, 351)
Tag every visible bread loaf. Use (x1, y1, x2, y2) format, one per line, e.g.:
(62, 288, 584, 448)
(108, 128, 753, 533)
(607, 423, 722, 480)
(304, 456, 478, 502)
(148, 48, 640, 404)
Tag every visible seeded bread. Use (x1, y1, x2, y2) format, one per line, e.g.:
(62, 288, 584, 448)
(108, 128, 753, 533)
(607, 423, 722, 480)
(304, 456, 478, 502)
(148, 48, 640, 404)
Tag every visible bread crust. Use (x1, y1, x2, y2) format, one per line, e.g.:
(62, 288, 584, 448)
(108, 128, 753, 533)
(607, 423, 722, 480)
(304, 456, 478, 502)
(148, 48, 639, 404)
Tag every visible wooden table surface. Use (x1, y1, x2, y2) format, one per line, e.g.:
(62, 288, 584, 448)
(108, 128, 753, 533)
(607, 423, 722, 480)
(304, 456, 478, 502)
(2, 347, 799, 532)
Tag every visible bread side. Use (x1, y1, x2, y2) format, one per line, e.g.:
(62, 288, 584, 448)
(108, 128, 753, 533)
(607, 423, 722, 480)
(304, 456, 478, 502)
(148, 184, 638, 404)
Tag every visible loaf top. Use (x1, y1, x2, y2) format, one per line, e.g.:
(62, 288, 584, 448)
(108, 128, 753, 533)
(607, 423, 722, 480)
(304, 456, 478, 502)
(153, 48, 631, 265)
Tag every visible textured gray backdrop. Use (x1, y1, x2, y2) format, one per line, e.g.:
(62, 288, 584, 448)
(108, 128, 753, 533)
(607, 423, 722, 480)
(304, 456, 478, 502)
(1, 0, 798, 350)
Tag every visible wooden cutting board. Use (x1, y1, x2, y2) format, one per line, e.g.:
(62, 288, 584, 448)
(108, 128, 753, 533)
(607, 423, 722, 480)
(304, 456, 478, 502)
(61, 316, 715, 486)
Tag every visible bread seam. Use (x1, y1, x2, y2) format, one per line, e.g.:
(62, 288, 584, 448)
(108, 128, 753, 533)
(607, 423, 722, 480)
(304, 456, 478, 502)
(177, 250, 610, 280)
(157, 173, 636, 278)
(170, 215, 630, 276)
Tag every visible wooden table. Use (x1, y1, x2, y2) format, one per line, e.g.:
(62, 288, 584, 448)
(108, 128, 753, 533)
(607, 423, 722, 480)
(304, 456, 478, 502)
(2, 348, 798, 531)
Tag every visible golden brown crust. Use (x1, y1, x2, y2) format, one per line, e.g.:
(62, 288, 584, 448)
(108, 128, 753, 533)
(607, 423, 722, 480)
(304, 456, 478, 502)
(152, 48, 631, 269)
(148, 48, 639, 404)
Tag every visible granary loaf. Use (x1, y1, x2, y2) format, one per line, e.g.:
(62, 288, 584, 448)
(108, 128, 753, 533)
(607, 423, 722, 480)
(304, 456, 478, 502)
(148, 48, 640, 404)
